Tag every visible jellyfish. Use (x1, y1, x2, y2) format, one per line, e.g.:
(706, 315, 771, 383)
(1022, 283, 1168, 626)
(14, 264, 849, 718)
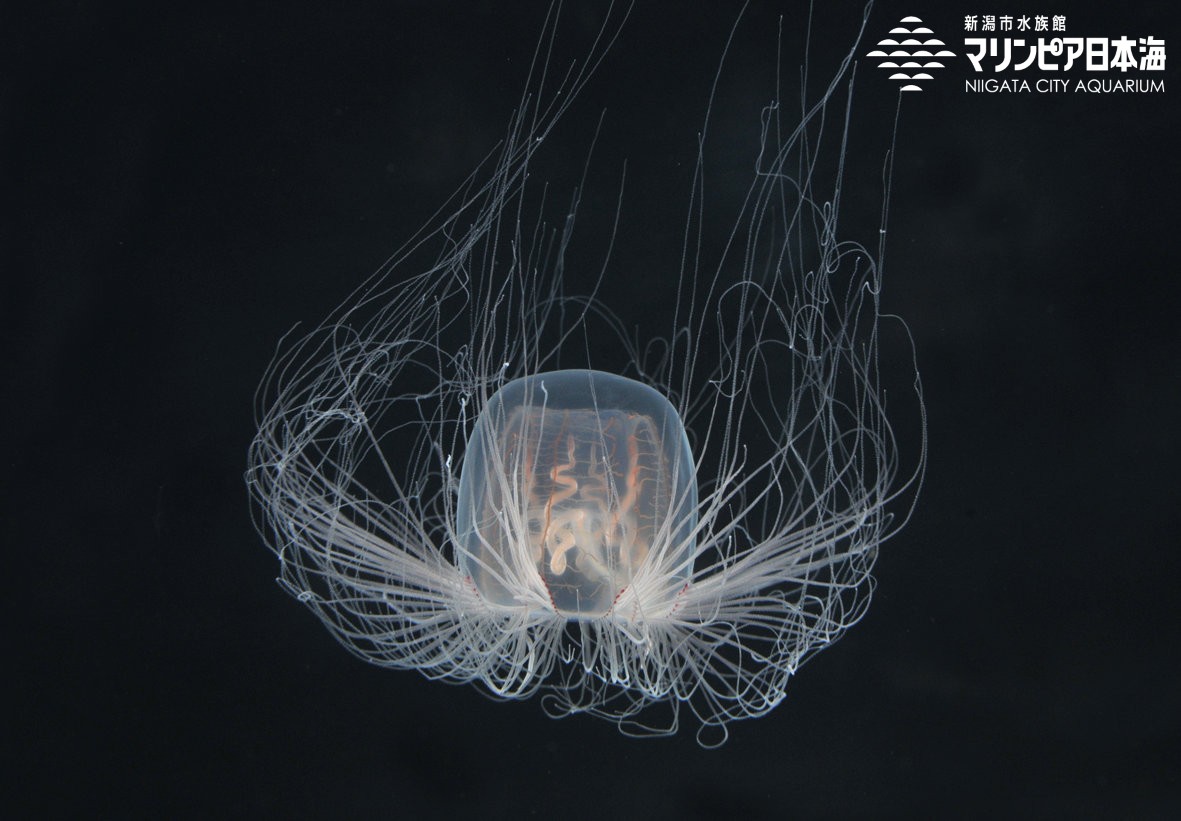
(246, 2, 925, 745)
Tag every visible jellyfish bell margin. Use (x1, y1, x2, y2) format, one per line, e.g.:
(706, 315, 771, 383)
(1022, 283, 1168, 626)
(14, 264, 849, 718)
(245, 1, 925, 747)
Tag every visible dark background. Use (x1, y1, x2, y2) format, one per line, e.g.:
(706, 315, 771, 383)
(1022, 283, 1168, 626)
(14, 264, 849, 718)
(7, 0, 1178, 817)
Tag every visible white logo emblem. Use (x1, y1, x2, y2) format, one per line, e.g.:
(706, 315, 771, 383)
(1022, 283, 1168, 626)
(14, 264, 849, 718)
(867, 16, 956, 91)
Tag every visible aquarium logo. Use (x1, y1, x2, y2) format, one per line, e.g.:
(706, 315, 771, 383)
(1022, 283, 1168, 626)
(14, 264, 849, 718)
(961, 14, 1166, 95)
(867, 16, 956, 92)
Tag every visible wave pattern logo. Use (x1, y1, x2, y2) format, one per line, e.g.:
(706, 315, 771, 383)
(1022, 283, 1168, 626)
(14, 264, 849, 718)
(867, 16, 955, 91)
